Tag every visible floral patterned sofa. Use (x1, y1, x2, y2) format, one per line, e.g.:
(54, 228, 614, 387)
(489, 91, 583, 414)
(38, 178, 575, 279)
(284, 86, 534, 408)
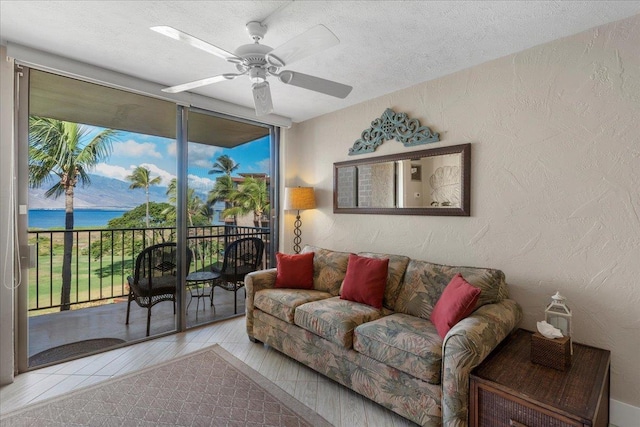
(245, 246, 522, 426)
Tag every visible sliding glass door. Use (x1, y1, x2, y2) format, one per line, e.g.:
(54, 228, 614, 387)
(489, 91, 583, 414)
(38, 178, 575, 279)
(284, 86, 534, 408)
(185, 109, 272, 328)
(18, 68, 180, 369)
(17, 67, 278, 370)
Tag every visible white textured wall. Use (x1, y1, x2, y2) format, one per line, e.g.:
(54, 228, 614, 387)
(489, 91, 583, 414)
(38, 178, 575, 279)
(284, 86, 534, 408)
(283, 15, 640, 407)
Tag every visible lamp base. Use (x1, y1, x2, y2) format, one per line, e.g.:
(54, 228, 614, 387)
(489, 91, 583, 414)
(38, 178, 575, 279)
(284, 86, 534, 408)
(293, 212, 302, 254)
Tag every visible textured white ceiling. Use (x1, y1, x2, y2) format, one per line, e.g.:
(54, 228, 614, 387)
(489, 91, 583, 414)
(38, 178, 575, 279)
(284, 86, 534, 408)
(1, 1, 639, 123)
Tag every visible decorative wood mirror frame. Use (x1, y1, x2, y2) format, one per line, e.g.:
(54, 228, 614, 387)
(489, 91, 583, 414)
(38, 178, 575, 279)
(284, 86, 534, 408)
(333, 143, 471, 216)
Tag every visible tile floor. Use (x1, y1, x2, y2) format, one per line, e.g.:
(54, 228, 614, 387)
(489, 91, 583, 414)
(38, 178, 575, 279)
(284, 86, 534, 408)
(1, 316, 416, 426)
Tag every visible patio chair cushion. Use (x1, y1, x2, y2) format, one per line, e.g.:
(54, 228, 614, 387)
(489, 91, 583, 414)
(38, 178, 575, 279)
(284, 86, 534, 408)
(128, 275, 177, 296)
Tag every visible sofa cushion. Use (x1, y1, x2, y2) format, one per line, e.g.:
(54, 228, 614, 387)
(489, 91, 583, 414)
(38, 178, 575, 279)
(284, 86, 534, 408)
(394, 259, 506, 319)
(301, 246, 351, 295)
(340, 254, 389, 309)
(358, 252, 410, 310)
(275, 252, 314, 289)
(254, 289, 332, 324)
(353, 313, 443, 384)
(294, 296, 384, 348)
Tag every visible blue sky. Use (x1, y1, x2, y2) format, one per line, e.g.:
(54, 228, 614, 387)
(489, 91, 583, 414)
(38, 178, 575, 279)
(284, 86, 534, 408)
(89, 128, 270, 193)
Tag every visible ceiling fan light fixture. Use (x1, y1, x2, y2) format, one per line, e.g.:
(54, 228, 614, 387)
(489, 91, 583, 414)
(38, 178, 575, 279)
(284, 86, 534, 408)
(249, 67, 267, 84)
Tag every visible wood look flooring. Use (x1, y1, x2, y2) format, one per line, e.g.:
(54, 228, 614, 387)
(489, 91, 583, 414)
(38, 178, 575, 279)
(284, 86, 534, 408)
(3, 316, 416, 427)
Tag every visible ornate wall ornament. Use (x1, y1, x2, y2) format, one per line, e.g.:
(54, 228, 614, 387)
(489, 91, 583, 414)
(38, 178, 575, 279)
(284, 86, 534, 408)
(348, 108, 440, 155)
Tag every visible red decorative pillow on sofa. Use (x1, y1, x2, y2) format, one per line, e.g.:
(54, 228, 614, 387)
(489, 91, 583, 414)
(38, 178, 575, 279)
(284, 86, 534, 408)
(430, 273, 481, 338)
(275, 252, 315, 289)
(340, 254, 389, 309)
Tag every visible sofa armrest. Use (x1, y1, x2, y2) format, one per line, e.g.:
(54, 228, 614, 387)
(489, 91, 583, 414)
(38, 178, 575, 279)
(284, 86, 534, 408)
(244, 268, 277, 339)
(441, 299, 522, 427)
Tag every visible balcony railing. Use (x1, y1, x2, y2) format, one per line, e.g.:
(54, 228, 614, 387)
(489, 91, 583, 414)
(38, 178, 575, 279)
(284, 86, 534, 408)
(27, 225, 270, 314)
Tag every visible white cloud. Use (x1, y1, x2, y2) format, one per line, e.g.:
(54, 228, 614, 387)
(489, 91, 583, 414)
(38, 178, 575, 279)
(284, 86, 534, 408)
(91, 163, 131, 181)
(246, 158, 270, 174)
(188, 174, 216, 191)
(139, 163, 176, 186)
(192, 158, 212, 168)
(167, 142, 223, 168)
(188, 144, 224, 168)
(113, 139, 162, 158)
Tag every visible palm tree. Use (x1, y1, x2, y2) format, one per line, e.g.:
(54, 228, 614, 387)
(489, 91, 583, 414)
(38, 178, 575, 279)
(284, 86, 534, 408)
(208, 154, 239, 176)
(207, 175, 237, 225)
(200, 204, 215, 224)
(126, 166, 162, 228)
(224, 176, 270, 227)
(28, 117, 119, 311)
(164, 178, 206, 226)
(186, 189, 205, 227)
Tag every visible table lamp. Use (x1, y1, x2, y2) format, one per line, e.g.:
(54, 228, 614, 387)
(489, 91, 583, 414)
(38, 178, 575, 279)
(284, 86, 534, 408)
(284, 186, 316, 253)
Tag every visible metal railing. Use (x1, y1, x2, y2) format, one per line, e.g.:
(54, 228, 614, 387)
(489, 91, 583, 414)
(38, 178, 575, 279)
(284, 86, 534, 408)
(27, 225, 270, 313)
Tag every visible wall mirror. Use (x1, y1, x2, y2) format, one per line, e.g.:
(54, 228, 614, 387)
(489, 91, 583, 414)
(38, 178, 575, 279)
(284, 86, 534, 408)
(333, 143, 470, 216)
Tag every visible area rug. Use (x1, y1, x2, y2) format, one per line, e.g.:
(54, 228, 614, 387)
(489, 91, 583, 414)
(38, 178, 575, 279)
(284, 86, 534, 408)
(29, 338, 127, 367)
(3, 345, 331, 427)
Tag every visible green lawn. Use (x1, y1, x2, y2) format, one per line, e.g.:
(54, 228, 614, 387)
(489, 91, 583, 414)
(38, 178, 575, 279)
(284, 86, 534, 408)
(28, 231, 139, 313)
(29, 252, 134, 312)
(27, 228, 225, 315)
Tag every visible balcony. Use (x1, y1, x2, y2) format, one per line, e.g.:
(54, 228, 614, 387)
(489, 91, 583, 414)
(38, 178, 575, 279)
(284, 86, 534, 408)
(26, 224, 270, 367)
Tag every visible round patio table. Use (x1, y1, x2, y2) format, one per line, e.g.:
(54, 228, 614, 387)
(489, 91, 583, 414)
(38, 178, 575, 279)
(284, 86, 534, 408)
(186, 271, 220, 317)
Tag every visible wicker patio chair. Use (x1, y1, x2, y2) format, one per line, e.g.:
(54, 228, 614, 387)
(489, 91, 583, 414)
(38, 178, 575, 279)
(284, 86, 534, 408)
(126, 242, 193, 336)
(211, 237, 264, 314)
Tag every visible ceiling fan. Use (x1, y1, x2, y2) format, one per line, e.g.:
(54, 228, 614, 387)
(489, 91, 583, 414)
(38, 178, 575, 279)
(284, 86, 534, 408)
(151, 22, 353, 116)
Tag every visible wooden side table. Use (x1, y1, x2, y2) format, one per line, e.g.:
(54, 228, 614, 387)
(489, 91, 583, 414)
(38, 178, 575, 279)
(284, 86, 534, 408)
(470, 329, 610, 427)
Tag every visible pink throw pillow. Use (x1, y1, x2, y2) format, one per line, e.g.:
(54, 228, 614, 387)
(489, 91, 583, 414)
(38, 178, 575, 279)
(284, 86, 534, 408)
(275, 252, 314, 289)
(430, 273, 481, 338)
(340, 254, 389, 309)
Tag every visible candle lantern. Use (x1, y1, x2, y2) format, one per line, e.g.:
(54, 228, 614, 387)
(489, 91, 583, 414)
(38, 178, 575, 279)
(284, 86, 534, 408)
(545, 291, 573, 353)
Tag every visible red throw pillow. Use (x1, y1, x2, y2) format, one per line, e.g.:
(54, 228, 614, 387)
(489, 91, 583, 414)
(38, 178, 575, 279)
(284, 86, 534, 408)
(430, 273, 481, 338)
(340, 254, 389, 309)
(275, 252, 315, 289)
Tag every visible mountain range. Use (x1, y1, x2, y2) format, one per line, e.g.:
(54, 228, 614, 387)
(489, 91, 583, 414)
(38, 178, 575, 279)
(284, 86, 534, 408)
(28, 174, 206, 209)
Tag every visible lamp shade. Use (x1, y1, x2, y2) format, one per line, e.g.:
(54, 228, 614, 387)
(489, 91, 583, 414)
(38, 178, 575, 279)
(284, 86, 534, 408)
(284, 187, 316, 211)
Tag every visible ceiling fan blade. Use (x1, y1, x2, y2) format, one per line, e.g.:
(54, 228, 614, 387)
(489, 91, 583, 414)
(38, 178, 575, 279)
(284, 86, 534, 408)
(151, 26, 242, 63)
(252, 82, 274, 116)
(278, 71, 352, 99)
(266, 25, 339, 67)
(161, 74, 239, 93)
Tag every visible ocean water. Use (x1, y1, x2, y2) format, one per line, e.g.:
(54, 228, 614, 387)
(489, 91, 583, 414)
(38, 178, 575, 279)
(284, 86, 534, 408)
(28, 209, 129, 229)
